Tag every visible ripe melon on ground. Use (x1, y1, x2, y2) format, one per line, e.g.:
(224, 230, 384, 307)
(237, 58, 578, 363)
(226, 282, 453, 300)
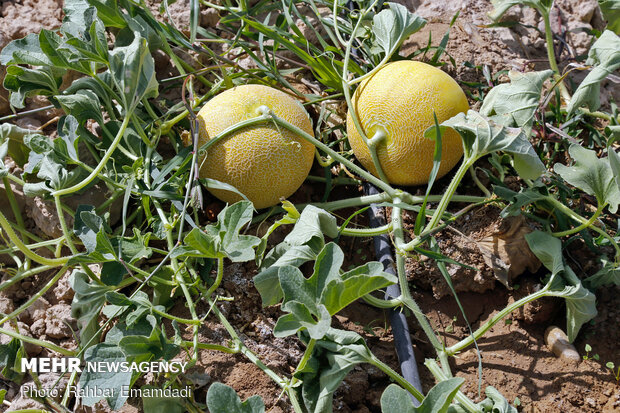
(196, 84, 315, 209)
(346, 61, 469, 186)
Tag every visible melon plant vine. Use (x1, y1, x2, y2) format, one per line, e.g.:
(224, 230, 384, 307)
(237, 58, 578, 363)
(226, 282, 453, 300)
(0, 0, 619, 412)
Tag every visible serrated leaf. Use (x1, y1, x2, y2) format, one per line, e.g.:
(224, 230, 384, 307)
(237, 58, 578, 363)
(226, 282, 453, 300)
(488, 0, 553, 21)
(182, 201, 260, 262)
(554, 144, 620, 212)
(78, 343, 132, 409)
(296, 328, 376, 413)
(273, 243, 395, 339)
(3, 65, 64, 108)
(441, 110, 545, 180)
(206, 382, 265, 413)
(609, 145, 620, 193)
(599, 0, 620, 34)
(254, 206, 338, 305)
(371, 3, 426, 57)
(380, 378, 463, 413)
(480, 70, 553, 136)
(567, 30, 620, 114)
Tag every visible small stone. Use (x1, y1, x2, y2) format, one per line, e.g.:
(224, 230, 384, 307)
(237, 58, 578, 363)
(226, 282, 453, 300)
(544, 326, 580, 364)
(0, 296, 14, 314)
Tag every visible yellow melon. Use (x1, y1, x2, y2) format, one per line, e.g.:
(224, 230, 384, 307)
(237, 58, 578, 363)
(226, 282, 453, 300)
(346, 61, 469, 186)
(197, 84, 315, 209)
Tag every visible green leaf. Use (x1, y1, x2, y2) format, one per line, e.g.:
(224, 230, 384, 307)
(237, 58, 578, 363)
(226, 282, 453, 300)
(479, 387, 518, 413)
(87, 0, 127, 28)
(78, 343, 132, 410)
(608, 145, 620, 193)
(206, 382, 265, 413)
(526, 231, 597, 342)
(371, 2, 426, 57)
(554, 144, 620, 213)
(567, 30, 620, 114)
(70, 270, 114, 344)
(118, 319, 180, 361)
(488, 0, 553, 21)
(480, 70, 553, 136)
(181, 201, 260, 262)
(524, 231, 564, 276)
(56, 90, 105, 126)
(494, 184, 548, 217)
(380, 379, 463, 413)
(0, 339, 25, 383)
(599, 0, 620, 33)
(3, 65, 64, 108)
(273, 243, 395, 339)
(0, 123, 34, 167)
(0, 33, 52, 66)
(441, 110, 545, 180)
(296, 328, 376, 413)
(254, 205, 339, 306)
(585, 259, 620, 288)
(108, 32, 158, 110)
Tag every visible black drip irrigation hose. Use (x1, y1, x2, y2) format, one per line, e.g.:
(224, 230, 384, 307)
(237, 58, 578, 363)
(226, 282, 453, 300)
(364, 183, 423, 405)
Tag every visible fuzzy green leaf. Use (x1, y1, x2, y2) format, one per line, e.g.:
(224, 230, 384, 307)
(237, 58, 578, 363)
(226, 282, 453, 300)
(480, 70, 553, 136)
(206, 382, 265, 413)
(585, 259, 620, 288)
(254, 205, 338, 306)
(371, 2, 426, 57)
(108, 32, 158, 110)
(526, 231, 597, 342)
(441, 110, 545, 180)
(273, 243, 395, 339)
(78, 343, 132, 410)
(380, 379, 463, 413)
(554, 144, 620, 212)
(567, 30, 620, 114)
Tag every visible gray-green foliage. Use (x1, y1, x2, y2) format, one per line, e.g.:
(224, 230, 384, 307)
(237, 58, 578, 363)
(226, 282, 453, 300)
(437, 110, 545, 180)
(554, 144, 620, 213)
(480, 70, 553, 135)
(567, 30, 620, 114)
(273, 242, 396, 339)
(525, 231, 597, 342)
(380, 379, 463, 413)
(370, 2, 427, 56)
(206, 383, 265, 413)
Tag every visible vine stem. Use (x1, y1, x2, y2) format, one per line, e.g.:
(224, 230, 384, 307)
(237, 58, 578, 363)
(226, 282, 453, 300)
(0, 210, 68, 267)
(446, 284, 551, 355)
(51, 114, 132, 197)
(541, 9, 571, 103)
(425, 359, 479, 412)
(370, 354, 425, 402)
(0, 326, 76, 356)
(552, 204, 603, 237)
(549, 197, 620, 260)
